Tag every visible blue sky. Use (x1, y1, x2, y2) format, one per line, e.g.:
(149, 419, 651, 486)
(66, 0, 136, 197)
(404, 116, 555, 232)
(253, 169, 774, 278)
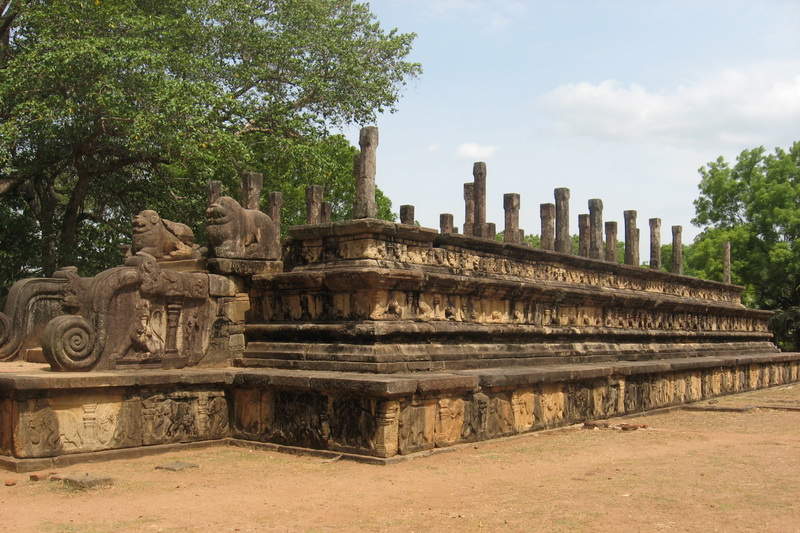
(341, 0, 800, 249)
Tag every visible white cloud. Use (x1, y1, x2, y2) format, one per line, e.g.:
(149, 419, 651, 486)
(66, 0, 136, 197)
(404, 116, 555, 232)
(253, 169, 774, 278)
(539, 62, 800, 149)
(456, 142, 497, 159)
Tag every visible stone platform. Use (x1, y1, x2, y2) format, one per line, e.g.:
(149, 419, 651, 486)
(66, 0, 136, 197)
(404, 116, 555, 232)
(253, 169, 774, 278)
(239, 219, 778, 373)
(2, 351, 799, 471)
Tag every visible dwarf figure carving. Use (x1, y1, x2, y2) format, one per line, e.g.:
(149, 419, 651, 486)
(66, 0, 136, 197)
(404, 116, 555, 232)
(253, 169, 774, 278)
(131, 210, 200, 260)
(206, 196, 279, 259)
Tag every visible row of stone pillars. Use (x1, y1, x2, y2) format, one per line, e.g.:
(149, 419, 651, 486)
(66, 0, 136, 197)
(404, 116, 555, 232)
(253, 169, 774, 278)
(227, 125, 734, 283)
(457, 180, 690, 273)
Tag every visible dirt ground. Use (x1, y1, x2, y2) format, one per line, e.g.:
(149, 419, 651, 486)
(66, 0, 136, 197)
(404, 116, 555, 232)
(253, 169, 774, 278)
(2, 385, 799, 533)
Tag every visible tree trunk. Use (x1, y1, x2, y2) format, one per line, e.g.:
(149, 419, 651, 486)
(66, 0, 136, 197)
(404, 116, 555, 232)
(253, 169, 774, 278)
(32, 177, 59, 277)
(60, 165, 94, 266)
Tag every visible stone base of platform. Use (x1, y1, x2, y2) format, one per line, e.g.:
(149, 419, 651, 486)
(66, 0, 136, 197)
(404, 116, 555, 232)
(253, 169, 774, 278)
(2, 352, 799, 470)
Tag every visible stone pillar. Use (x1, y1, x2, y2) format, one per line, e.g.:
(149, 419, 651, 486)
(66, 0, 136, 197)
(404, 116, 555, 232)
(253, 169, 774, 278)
(723, 241, 732, 284)
(588, 199, 604, 260)
(605, 221, 618, 262)
(486, 222, 496, 239)
(267, 191, 283, 252)
(241, 172, 263, 211)
(578, 214, 590, 257)
(672, 225, 683, 275)
(354, 126, 378, 218)
(305, 185, 323, 224)
(540, 203, 555, 251)
(519, 229, 526, 245)
(649, 218, 662, 270)
(503, 193, 521, 243)
(207, 180, 222, 208)
(320, 201, 332, 224)
(472, 162, 487, 238)
(463, 183, 475, 236)
(267, 192, 282, 228)
(624, 210, 638, 265)
(440, 213, 454, 234)
(554, 188, 571, 254)
(400, 205, 415, 225)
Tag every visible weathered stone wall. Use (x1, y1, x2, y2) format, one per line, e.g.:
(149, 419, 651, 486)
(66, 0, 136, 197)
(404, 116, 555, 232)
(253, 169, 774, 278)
(229, 354, 800, 458)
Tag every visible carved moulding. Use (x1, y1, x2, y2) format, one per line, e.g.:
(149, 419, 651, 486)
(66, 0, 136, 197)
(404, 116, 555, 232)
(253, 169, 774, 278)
(41, 253, 213, 372)
(283, 219, 743, 304)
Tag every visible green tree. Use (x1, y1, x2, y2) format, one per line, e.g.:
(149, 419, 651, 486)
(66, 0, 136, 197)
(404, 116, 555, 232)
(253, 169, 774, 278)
(0, 0, 419, 282)
(689, 142, 800, 348)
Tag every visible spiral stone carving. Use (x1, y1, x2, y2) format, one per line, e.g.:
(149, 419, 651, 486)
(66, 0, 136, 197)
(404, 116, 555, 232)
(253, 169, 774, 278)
(0, 312, 11, 359)
(42, 315, 99, 371)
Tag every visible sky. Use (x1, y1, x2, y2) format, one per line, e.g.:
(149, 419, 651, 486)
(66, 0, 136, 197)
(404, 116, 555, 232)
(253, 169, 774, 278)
(341, 0, 800, 247)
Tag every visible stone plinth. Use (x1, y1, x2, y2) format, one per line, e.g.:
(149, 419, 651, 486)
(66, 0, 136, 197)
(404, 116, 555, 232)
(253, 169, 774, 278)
(2, 355, 799, 469)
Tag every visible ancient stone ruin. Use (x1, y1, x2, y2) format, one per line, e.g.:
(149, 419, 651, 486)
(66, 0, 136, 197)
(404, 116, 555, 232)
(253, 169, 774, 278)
(1, 127, 799, 470)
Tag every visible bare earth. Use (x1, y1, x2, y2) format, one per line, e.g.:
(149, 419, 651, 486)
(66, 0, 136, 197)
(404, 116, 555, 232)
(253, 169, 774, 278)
(2, 385, 799, 533)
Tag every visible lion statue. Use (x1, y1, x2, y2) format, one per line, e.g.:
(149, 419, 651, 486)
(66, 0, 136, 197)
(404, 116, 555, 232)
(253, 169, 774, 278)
(131, 210, 200, 261)
(205, 196, 279, 259)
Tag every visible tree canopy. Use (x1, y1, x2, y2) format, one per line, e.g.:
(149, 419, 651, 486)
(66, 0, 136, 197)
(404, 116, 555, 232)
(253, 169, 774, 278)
(688, 142, 800, 348)
(0, 0, 418, 289)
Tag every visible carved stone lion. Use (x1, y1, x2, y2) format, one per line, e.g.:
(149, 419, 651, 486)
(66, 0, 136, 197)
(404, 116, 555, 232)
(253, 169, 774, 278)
(205, 196, 279, 260)
(131, 210, 200, 261)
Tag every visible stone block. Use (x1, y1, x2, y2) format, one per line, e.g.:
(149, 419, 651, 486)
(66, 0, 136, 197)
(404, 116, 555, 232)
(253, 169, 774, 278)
(328, 396, 379, 452)
(140, 390, 227, 446)
(484, 393, 514, 438)
(233, 388, 266, 438)
(538, 383, 564, 428)
(228, 333, 246, 352)
(512, 389, 535, 432)
(564, 383, 593, 422)
(220, 295, 251, 324)
(397, 400, 435, 454)
(13, 393, 138, 458)
(208, 274, 244, 297)
(264, 390, 329, 449)
(435, 398, 465, 447)
(674, 374, 688, 403)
